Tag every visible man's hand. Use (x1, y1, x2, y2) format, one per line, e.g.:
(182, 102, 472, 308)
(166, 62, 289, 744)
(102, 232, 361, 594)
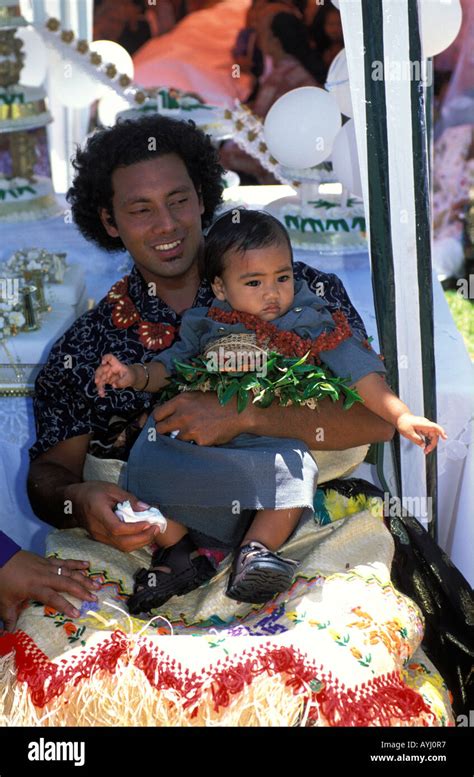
(0, 553, 101, 632)
(153, 392, 248, 446)
(64, 480, 160, 552)
(153, 391, 395, 450)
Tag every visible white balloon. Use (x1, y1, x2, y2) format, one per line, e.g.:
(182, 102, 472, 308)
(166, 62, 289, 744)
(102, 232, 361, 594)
(331, 120, 362, 198)
(264, 87, 341, 169)
(419, 0, 462, 58)
(16, 26, 48, 87)
(325, 48, 353, 118)
(49, 50, 102, 108)
(98, 91, 131, 127)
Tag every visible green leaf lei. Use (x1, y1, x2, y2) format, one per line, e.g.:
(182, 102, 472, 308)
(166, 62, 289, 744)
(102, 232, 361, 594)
(160, 351, 363, 414)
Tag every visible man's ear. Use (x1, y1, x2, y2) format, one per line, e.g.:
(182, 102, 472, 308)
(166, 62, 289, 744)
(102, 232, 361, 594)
(99, 208, 120, 238)
(211, 276, 226, 301)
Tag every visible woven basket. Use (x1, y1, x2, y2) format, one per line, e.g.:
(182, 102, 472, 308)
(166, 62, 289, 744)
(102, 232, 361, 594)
(203, 333, 268, 373)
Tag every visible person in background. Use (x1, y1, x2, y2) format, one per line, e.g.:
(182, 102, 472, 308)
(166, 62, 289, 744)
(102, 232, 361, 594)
(221, 11, 319, 183)
(308, 2, 344, 82)
(93, 0, 151, 56)
(145, 0, 177, 37)
(0, 530, 100, 632)
(118, 0, 151, 56)
(93, 0, 127, 44)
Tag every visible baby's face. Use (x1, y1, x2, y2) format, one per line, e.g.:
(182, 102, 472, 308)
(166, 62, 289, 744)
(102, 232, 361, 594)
(212, 242, 294, 321)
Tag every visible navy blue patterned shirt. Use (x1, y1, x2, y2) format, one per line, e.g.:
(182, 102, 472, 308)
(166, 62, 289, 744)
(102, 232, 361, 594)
(29, 262, 368, 462)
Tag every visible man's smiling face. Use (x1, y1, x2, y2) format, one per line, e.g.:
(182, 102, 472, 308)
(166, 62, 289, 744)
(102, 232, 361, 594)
(100, 153, 205, 284)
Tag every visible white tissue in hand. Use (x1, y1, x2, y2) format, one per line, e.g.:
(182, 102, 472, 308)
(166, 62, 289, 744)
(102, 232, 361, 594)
(114, 500, 167, 533)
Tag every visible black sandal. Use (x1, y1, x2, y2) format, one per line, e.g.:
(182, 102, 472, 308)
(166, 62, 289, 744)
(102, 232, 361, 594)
(226, 541, 299, 604)
(127, 534, 216, 616)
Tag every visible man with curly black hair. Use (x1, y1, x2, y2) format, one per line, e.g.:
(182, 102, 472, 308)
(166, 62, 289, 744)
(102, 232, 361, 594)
(27, 115, 393, 560)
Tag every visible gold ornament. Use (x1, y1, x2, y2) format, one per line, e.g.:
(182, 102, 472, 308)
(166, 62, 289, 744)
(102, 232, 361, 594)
(105, 64, 117, 78)
(76, 40, 89, 54)
(46, 18, 60, 32)
(61, 30, 74, 44)
(134, 91, 146, 104)
(9, 131, 37, 181)
(0, 30, 24, 87)
(119, 74, 131, 87)
(90, 52, 102, 66)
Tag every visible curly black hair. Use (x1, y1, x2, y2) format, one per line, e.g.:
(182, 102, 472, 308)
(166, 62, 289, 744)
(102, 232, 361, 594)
(67, 115, 225, 252)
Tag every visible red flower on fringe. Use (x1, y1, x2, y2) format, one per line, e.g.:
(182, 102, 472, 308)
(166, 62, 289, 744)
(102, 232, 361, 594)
(0, 631, 439, 727)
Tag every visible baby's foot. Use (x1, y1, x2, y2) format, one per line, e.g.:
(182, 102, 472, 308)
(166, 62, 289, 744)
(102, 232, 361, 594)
(226, 541, 298, 604)
(127, 534, 216, 617)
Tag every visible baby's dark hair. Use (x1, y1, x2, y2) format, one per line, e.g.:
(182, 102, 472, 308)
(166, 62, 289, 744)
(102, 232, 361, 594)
(67, 115, 224, 252)
(203, 208, 293, 283)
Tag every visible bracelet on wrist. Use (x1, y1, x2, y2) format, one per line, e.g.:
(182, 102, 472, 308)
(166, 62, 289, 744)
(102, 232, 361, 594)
(135, 362, 150, 391)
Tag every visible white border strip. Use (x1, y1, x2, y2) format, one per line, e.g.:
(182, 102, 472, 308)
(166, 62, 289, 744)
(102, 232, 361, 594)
(382, 0, 428, 515)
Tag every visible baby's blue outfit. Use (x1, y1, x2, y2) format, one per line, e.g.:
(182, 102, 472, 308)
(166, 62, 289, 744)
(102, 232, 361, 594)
(127, 280, 385, 547)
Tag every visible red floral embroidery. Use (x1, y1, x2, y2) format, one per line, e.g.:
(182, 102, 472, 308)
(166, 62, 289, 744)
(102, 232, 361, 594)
(207, 307, 353, 363)
(111, 297, 140, 329)
(106, 277, 128, 302)
(63, 622, 77, 637)
(137, 322, 175, 351)
(107, 275, 177, 351)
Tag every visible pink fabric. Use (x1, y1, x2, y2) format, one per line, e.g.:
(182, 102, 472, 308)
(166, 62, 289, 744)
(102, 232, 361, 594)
(434, 0, 471, 72)
(133, 0, 252, 106)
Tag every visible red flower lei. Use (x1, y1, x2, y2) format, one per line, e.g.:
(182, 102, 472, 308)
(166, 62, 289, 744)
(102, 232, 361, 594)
(207, 307, 353, 363)
(107, 276, 176, 351)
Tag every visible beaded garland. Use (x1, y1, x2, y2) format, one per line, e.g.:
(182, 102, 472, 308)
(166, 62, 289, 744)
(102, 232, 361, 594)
(107, 276, 176, 351)
(207, 307, 355, 363)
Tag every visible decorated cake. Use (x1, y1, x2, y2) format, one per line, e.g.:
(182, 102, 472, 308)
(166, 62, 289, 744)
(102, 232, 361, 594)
(0, 85, 51, 132)
(279, 162, 337, 186)
(0, 175, 59, 221)
(118, 87, 232, 139)
(0, 5, 60, 222)
(0, 1, 26, 30)
(267, 195, 367, 252)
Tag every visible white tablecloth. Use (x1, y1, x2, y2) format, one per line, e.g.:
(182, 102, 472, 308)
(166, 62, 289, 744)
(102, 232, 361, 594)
(0, 203, 128, 305)
(0, 187, 472, 586)
(0, 208, 124, 555)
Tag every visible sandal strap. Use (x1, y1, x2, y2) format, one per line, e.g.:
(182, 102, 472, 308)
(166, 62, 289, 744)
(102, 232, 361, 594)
(150, 534, 203, 576)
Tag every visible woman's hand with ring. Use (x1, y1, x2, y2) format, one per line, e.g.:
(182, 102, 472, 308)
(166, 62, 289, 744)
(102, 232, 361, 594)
(0, 552, 101, 633)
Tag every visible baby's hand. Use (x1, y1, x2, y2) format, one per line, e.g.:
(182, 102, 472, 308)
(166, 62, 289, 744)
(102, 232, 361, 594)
(95, 354, 137, 397)
(397, 413, 448, 454)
